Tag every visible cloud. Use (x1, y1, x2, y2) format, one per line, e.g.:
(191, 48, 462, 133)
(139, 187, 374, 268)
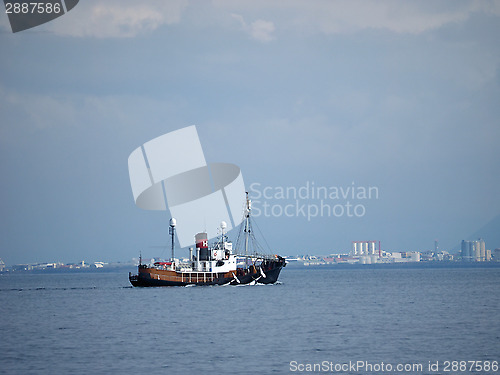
(4, 1, 499, 38)
(301, 1, 472, 35)
(249, 19, 275, 42)
(0, 86, 76, 133)
(232, 13, 275, 42)
(218, 0, 500, 35)
(44, 0, 188, 37)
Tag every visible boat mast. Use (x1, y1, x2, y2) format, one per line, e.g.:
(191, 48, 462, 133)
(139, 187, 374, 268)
(221, 221, 227, 250)
(169, 218, 176, 261)
(244, 192, 251, 256)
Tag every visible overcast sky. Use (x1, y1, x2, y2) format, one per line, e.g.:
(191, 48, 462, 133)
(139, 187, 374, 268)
(1, 1, 499, 265)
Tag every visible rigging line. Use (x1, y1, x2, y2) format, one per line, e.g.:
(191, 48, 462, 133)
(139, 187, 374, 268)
(247, 219, 265, 255)
(149, 245, 168, 259)
(247, 219, 258, 254)
(251, 216, 273, 253)
(235, 220, 244, 250)
(234, 199, 248, 253)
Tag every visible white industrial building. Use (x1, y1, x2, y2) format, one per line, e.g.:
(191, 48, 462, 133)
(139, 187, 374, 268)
(352, 241, 378, 256)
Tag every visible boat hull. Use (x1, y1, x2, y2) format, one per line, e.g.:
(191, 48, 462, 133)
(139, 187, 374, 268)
(257, 265, 284, 284)
(129, 273, 233, 287)
(230, 259, 285, 285)
(129, 257, 285, 287)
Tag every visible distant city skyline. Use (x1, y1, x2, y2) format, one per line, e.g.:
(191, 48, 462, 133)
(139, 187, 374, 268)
(2, 234, 499, 267)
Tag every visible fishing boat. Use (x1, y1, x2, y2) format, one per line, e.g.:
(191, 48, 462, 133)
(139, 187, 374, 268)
(129, 193, 286, 287)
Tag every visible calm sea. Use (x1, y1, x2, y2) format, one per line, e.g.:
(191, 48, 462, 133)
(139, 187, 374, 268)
(1, 265, 499, 375)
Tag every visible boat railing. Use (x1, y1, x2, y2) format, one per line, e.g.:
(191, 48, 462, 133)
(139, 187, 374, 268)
(235, 253, 280, 260)
(151, 272, 223, 284)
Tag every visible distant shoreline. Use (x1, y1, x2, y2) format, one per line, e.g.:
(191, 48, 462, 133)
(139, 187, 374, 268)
(285, 261, 500, 270)
(2, 261, 499, 275)
(0, 264, 136, 275)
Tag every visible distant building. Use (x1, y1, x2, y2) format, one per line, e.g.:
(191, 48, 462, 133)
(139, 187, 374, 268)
(388, 251, 420, 262)
(352, 241, 378, 256)
(494, 249, 500, 262)
(0, 258, 5, 272)
(410, 252, 421, 262)
(461, 239, 486, 261)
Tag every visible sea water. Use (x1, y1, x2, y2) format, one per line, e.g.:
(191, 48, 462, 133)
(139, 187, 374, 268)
(1, 265, 499, 374)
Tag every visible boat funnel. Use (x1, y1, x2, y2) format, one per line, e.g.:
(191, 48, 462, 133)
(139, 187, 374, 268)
(196, 232, 209, 260)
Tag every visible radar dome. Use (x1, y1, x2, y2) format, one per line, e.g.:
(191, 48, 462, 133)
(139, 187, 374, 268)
(220, 221, 227, 230)
(170, 218, 177, 227)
